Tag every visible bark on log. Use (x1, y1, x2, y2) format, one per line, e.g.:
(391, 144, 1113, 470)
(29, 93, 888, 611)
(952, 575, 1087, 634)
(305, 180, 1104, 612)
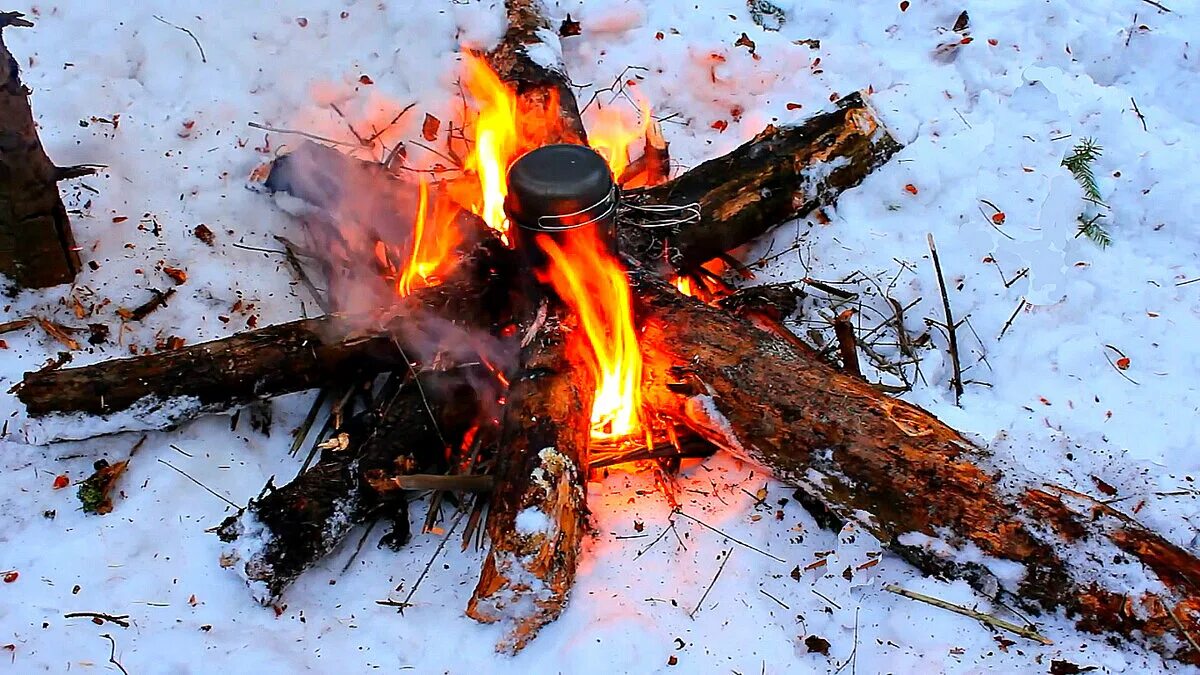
(216, 372, 480, 603)
(633, 271, 1200, 665)
(619, 92, 901, 274)
(16, 238, 515, 443)
(0, 13, 90, 289)
(465, 315, 595, 653)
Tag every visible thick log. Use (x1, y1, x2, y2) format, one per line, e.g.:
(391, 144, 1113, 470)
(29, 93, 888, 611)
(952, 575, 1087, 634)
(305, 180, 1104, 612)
(633, 271, 1200, 665)
(465, 314, 595, 653)
(619, 92, 901, 273)
(0, 13, 90, 289)
(216, 372, 480, 603)
(16, 238, 515, 443)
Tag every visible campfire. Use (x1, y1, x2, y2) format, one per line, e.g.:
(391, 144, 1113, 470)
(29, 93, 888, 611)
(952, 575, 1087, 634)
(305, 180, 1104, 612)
(11, 1, 1200, 665)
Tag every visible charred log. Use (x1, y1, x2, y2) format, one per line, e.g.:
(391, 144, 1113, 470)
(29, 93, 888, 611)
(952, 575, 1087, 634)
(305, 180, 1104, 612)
(0, 13, 93, 290)
(619, 93, 901, 274)
(634, 271, 1200, 665)
(465, 313, 594, 654)
(17, 237, 516, 442)
(216, 372, 480, 603)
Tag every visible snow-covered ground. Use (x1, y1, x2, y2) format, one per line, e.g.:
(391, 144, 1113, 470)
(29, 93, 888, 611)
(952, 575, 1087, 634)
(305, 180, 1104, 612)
(2, 0, 1199, 672)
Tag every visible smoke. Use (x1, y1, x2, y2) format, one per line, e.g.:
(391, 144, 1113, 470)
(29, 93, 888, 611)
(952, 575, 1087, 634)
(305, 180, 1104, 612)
(263, 139, 518, 418)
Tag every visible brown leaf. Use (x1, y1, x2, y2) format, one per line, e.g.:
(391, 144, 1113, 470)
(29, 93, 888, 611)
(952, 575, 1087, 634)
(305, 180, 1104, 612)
(194, 224, 215, 246)
(1090, 475, 1118, 496)
(78, 459, 130, 515)
(162, 266, 188, 285)
(804, 635, 831, 655)
(421, 113, 441, 142)
(735, 32, 756, 54)
(558, 14, 581, 38)
(952, 10, 970, 32)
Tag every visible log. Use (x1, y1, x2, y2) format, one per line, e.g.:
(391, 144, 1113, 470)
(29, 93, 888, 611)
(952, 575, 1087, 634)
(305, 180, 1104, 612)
(216, 372, 481, 603)
(633, 270, 1200, 665)
(0, 13, 92, 289)
(619, 92, 901, 274)
(16, 238, 515, 443)
(465, 314, 595, 653)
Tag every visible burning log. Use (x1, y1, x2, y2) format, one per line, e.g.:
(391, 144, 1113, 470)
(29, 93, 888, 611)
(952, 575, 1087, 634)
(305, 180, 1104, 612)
(619, 92, 901, 274)
(0, 13, 94, 289)
(465, 312, 595, 653)
(16, 241, 514, 443)
(634, 271, 1200, 665)
(216, 371, 481, 603)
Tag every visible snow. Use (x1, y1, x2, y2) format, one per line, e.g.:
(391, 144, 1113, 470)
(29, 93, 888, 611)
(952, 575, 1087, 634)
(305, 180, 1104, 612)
(1, 0, 1198, 673)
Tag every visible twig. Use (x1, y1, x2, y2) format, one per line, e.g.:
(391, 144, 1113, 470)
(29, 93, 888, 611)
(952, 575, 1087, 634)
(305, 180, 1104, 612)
(372, 474, 495, 493)
(274, 235, 330, 313)
(1130, 97, 1148, 132)
(635, 520, 675, 558)
(366, 102, 417, 144)
(247, 121, 357, 148)
(155, 458, 239, 508)
(153, 15, 206, 63)
(758, 588, 790, 609)
(689, 548, 733, 618)
(811, 588, 842, 610)
(1139, 0, 1172, 12)
(884, 584, 1052, 645)
(674, 508, 785, 563)
(998, 297, 1026, 340)
(381, 507, 466, 614)
(927, 234, 963, 404)
(64, 612, 130, 628)
(329, 103, 370, 147)
(1168, 602, 1200, 655)
(835, 606, 861, 675)
(100, 634, 130, 675)
(340, 520, 378, 574)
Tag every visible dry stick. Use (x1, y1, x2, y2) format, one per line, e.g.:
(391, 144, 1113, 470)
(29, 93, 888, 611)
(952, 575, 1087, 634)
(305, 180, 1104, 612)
(152, 15, 205, 63)
(1168, 602, 1200, 655)
(63, 612, 130, 628)
(927, 234, 964, 405)
(377, 474, 495, 492)
(998, 297, 1026, 340)
(689, 548, 734, 619)
(100, 634, 130, 675)
(247, 121, 357, 148)
(673, 508, 786, 563)
(1131, 97, 1149, 132)
(759, 588, 790, 610)
(155, 458, 239, 509)
(883, 584, 1053, 645)
(1139, 0, 1172, 12)
(381, 507, 467, 614)
(274, 236, 330, 313)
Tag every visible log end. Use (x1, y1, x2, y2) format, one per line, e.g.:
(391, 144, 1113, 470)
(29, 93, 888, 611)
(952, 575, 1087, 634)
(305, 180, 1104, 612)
(466, 445, 588, 654)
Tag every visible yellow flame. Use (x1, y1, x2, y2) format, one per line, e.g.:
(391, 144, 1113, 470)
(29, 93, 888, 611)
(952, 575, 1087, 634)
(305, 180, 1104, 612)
(588, 101, 651, 181)
(462, 52, 519, 243)
(537, 228, 644, 440)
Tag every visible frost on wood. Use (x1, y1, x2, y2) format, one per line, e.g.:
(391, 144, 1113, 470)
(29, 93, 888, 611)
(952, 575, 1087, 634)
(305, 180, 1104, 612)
(20, 394, 204, 445)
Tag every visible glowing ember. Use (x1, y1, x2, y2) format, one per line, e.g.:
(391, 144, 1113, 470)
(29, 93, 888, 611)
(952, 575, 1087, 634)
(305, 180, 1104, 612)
(587, 102, 651, 181)
(536, 227, 645, 442)
(461, 52, 520, 243)
(672, 275, 695, 296)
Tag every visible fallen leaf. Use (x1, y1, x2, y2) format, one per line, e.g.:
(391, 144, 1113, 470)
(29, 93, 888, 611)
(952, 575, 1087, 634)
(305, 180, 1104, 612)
(296, 17, 308, 27)
(952, 10, 970, 32)
(78, 459, 129, 515)
(194, 224, 215, 245)
(991, 212, 1006, 224)
(558, 14, 581, 37)
(735, 32, 756, 54)
(655, 31, 664, 40)
(786, 102, 803, 110)
(112, 216, 128, 223)
(359, 74, 373, 85)
(1050, 661, 1098, 675)
(421, 113, 441, 142)
(667, 655, 678, 666)
(53, 474, 70, 490)
(804, 635, 831, 655)
(899, 0, 910, 10)
(1116, 356, 1131, 370)
(162, 266, 188, 285)
(711, 120, 728, 132)
(3, 571, 17, 583)
(1091, 475, 1118, 496)
(904, 183, 919, 195)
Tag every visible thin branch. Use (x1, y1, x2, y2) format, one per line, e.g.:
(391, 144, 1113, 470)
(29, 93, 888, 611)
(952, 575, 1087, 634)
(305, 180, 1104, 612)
(884, 584, 1052, 645)
(674, 508, 785, 563)
(927, 234, 964, 405)
(379, 507, 467, 614)
(64, 612, 130, 628)
(155, 458, 239, 508)
(1139, 0, 1172, 12)
(100, 634, 130, 675)
(247, 121, 358, 148)
(689, 548, 734, 619)
(153, 15, 206, 63)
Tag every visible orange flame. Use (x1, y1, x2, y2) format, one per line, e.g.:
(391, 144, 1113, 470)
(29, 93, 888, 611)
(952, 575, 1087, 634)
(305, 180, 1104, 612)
(461, 52, 519, 243)
(536, 228, 645, 441)
(375, 175, 461, 297)
(588, 101, 651, 181)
